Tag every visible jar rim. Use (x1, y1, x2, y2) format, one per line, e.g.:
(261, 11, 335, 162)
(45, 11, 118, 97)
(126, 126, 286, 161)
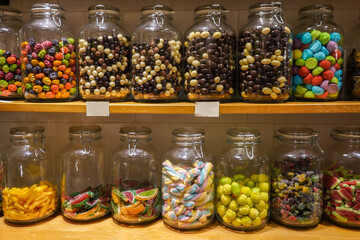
(227, 128, 261, 142)
(10, 126, 44, 135)
(141, 5, 174, 16)
(172, 127, 205, 137)
(331, 127, 360, 142)
(299, 4, 333, 15)
(120, 127, 152, 135)
(31, 3, 65, 14)
(248, 1, 282, 15)
(88, 4, 121, 16)
(194, 4, 228, 15)
(0, 7, 22, 18)
(69, 125, 101, 134)
(275, 127, 318, 140)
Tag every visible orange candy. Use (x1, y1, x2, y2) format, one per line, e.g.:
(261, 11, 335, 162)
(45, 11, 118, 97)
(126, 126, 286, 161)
(38, 92, 46, 98)
(53, 60, 62, 66)
(51, 85, 59, 93)
(54, 52, 63, 60)
(61, 91, 70, 98)
(58, 65, 66, 71)
(35, 73, 45, 79)
(60, 47, 68, 54)
(45, 91, 55, 98)
(1, 90, 11, 96)
(21, 41, 28, 48)
(6, 56, 16, 64)
(7, 84, 17, 92)
(64, 82, 72, 90)
(62, 74, 69, 80)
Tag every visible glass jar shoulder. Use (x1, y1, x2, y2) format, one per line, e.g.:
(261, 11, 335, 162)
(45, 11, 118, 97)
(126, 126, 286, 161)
(325, 142, 360, 168)
(132, 21, 182, 41)
(294, 20, 344, 35)
(270, 143, 325, 163)
(240, 17, 290, 33)
(112, 143, 158, 160)
(162, 145, 214, 164)
(185, 20, 235, 37)
(218, 144, 269, 162)
(79, 21, 128, 38)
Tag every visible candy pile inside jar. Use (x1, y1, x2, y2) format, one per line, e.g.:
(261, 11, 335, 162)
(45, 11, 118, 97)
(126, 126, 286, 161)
(216, 174, 269, 229)
(271, 156, 322, 226)
(184, 30, 235, 101)
(2, 181, 57, 222)
(349, 48, 360, 99)
(0, 49, 22, 98)
(21, 38, 77, 100)
(324, 163, 360, 226)
(79, 33, 131, 100)
(292, 31, 343, 100)
(111, 180, 160, 223)
(162, 160, 214, 228)
(238, 26, 292, 102)
(131, 38, 182, 101)
(62, 185, 110, 220)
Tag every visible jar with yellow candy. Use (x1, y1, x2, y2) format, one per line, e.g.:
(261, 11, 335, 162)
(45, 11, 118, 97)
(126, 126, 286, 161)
(1, 126, 58, 223)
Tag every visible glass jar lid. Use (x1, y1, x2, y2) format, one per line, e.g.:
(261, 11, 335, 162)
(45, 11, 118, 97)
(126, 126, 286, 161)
(69, 125, 102, 140)
(10, 126, 45, 142)
(299, 4, 333, 16)
(30, 3, 65, 15)
(141, 5, 174, 16)
(275, 127, 319, 143)
(248, 2, 282, 16)
(0, 7, 22, 20)
(194, 4, 228, 15)
(172, 127, 205, 143)
(120, 127, 152, 141)
(331, 127, 360, 142)
(88, 4, 121, 17)
(227, 128, 261, 143)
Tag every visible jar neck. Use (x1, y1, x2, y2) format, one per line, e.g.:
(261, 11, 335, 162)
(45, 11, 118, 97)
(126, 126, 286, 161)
(69, 134, 102, 142)
(0, 16, 22, 24)
(88, 14, 120, 24)
(10, 136, 45, 146)
(299, 13, 333, 22)
(227, 139, 260, 146)
(141, 14, 173, 23)
(194, 14, 226, 24)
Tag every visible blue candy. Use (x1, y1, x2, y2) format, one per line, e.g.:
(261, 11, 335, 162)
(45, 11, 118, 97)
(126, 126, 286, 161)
(338, 81, 342, 89)
(312, 86, 325, 95)
(334, 70, 343, 79)
(293, 75, 303, 85)
(295, 33, 304, 39)
(301, 32, 312, 44)
(330, 32, 341, 43)
(309, 40, 322, 52)
(292, 85, 297, 92)
(305, 84, 313, 90)
(321, 46, 329, 56)
(338, 77, 343, 82)
(302, 49, 313, 60)
(314, 52, 326, 61)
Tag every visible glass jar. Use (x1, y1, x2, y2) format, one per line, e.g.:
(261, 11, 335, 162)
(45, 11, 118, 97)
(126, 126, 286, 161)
(111, 127, 161, 224)
(347, 10, 360, 100)
(20, 3, 77, 101)
(162, 128, 214, 230)
(270, 127, 324, 228)
(293, 5, 344, 101)
(60, 126, 110, 221)
(238, 2, 292, 102)
(216, 128, 270, 231)
(184, 4, 236, 102)
(78, 5, 131, 101)
(0, 7, 23, 99)
(131, 5, 182, 102)
(2, 126, 58, 223)
(324, 127, 360, 228)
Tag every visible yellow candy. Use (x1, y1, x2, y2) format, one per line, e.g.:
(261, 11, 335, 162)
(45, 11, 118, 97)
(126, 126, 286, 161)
(293, 49, 303, 60)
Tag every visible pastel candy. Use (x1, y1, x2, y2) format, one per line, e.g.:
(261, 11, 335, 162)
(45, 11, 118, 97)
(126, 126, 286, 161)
(329, 66, 336, 73)
(312, 86, 325, 95)
(305, 58, 318, 69)
(302, 49, 313, 60)
(328, 83, 338, 94)
(319, 32, 330, 45)
(313, 52, 326, 61)
(311, 30, 321, 41)
(293, 75, 303, 85)
(309, 40, 322, 52)
(301, 32, 312, 44)
(326, 41, 338, 53)
(330, 32, 341, 43)
(320, 80, 329, 90)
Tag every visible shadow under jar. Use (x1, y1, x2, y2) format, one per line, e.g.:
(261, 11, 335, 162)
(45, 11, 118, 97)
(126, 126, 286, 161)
(60, 126, 110, 222)
(270, 127, 324, 228)
(0, 7, 23, 100)
(131, 5, 182, 102)
(292, 5, 344, 101)
(238, 2, 292, 103)
(216, 128, 270, 231)
(184, 4, 236, 102)
(324, 127, 360, 228)
(20, 3, 77, 101)
(1, 126, 58, 223)
(162, 128, 215, 230)
(111, 127, 161, 224)
(78, 5, 131, 101)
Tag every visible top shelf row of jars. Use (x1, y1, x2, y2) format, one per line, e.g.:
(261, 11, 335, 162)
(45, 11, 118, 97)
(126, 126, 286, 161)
(0, 2, 359, 103)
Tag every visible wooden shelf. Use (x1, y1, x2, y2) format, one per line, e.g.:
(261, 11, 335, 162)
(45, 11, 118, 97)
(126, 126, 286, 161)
(0, 215, 359, 240)
(0, 100, 360, 114)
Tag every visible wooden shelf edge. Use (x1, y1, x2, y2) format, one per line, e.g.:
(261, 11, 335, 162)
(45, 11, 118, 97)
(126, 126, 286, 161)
(0, 101, 360, 114)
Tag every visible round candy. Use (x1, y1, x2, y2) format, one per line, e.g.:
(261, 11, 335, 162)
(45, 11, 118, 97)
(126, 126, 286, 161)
(302, 49, 313, 60)
(322, 70, 334, 80)
(312, 86, 325, 95)
(293, 75, 303, 85)
(326, 55, 336, 65)
(301, 32, 312, 44)
(313, 52, 326, 61)
(293, 49, 303, 60)
(303, 73, 314, 84)
(304, 91, 316, 98)
(305, 58, 318, 69)
(309, 40, 322, 52)
(305, 84, 313, 90)
(298, 66, 310, 77)
(318, 32, 330, 45)
(312, 66, 324, 76)
(311, 30, 321, 41)
(330, 32, 341, 43)
(337, 57, 343, 65)
(319, 60, 331, 70)
(326, 41, 338, 53)
(320, 80, 329, 91)
(312, 76, 323, 86)
(328, 83, 339, 94)
(332, 50, 342, 60)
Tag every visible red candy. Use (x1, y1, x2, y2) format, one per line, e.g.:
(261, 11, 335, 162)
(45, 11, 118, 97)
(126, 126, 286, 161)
(303, 73, 314, 84)
(300, 44, 310, 51)
(312, 76, 323, 86)
(316, 91, 329, 99)
(298, 66, 310, 77)
(334, 63, 341, 71)
(319, 60, 331, 70)
(322, 70, 334, 80)
(331, 50, 342, 60)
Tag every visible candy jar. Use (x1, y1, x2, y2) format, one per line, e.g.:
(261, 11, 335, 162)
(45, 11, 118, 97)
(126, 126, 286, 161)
(78, 5, 131, 101)
(0, 157, 3, 215)
(238, 2, 292, 102)
(324, 127, 360, 228)
(216, 128, 270, 231)
(162, 128, 214, 230)
(131, 5, 182, 102)
(270, 127, 324, 228)
(19, 3, 77, 101)
(111, 127, 161, 224)
(0, 7, 23, 99)
(60, 126, 110, 221)
(347, 10, 360, 100)
(184, 4, 236, 102)
(293, 5, 344, 101)
(2, 126, 58, 223)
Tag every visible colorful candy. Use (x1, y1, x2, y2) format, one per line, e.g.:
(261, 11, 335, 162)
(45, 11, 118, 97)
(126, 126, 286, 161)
(324, 163, 360, 227)
(216, 174, 269, 230)
(21, 38, 77, 100)
(111, 180, 161, 223)
(0, 49, 23, 98)
(62, 185, 110, 221)
(2, 181, 57, 222)
(162, 160, 214, 229)
(293, 31, 343, 100)
(348, 48, 360, 99)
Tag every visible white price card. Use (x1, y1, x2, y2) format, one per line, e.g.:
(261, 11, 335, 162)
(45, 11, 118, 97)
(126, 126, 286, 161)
(195, 101, 220, 117)
(86, 101, 110, 117)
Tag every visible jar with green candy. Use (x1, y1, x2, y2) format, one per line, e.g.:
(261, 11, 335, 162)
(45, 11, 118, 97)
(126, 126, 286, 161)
(216, 128, 270, 231)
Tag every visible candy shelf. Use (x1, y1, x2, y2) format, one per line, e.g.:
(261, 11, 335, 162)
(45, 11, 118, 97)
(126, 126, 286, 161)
(0, 215, 359, 240)
(0, 100, 360, 114)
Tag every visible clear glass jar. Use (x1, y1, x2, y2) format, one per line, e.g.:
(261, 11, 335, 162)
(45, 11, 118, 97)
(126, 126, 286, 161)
(131, 5, 182, 102)
(184, 4, 236, 102)
(20, 3, 77, 101)
(270, 127, 324, 228)
(2, 126, 58, 223)
(111, 127, 161, 224)
(216, 128, 269, 231)
(324, 127, 360, 228)
(60, 126, 110, 221)
(347, 10, 360, 100)
(79, 5, 131, 101)
(162, 128, 214, 230)
(0, 7, 23, 99)
(238, 2, 292, 102)
(293, 5, 344, 101)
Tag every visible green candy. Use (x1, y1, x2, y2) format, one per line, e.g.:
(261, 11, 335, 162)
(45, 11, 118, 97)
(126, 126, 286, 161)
(295, 59, 305, 66)
(337, 58, 343, 65)
(231, 182, 241, 196)
(250, 174, 258, 182)
(311, 30, 321, 41)
(223, 215, 232, 224)
(241, 216, 252, 227)
(232, 218, 242, 227)
(26, 83, 32, 90)
(246, 180, 255, 188)
(16, 87, 23, 95)
(10, 64, 17, 72)
(0, 80, 8, 87)
(255, 200, 266, 210)
(229, 200, 239, 211)
(296, 85, 308, 95)
(217, 185, 224, 196)
(253, 217, 262, 226)
(62, 59, 69, 66)
(305, 58, 318, 69)
(251, 187, 260, 193)
(260, 209, 268, 219)
(217, 204, 227, 216)
(304, 91, 316, 98)
(250, 192, 261, 203)
(247, 197, 254, 207)
(43, 85, 50, 92)
(221, 194, 231, 206)
(294, 92, 304, 98)
(312, 66, 324, 76)
(258, 174, 268, 183)
(249, 208, 259, 220)
(239, 205, 250, 215)
(70, 87, 77, 95)
(259, 182, 269, 192)
(0, 49, 3, 56)
(326, 56, 336, 65)
(2, 65, 9, 73)
(67, 37, 75, 44)
(330, 77, 339, 84)
(64, 53, 71, 61)
(38, 49, 46, 58)
(220, 177, 232, 185)
(233, 174, 245, 181)
(225, 209, 236, 220)
(0, 57, 6, 65)
(260, 192, 269, 202)
(236, 194, 247, 206)
(319, 32, 330, 45)
(223, 184, 232, 195)
(241, 186, 251, 196)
